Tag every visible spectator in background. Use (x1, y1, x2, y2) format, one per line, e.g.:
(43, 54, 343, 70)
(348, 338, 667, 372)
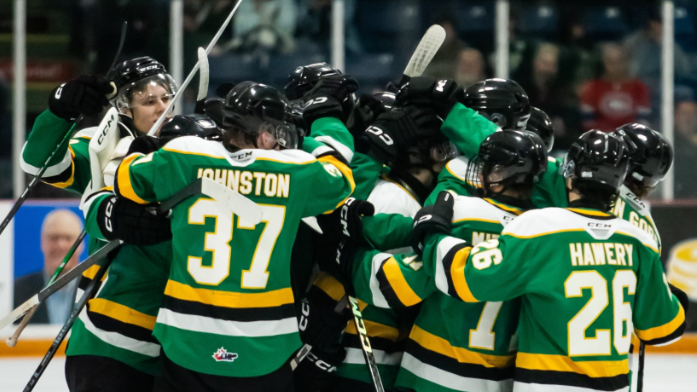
(296, 0, 361, 55)
(13, 210, 83, 324)
(623, 7, 691, 95)
(454, 48, 487, 88)
(674, 101, 697, 198)
(580, 43, 651, 132)
(518, 43, 583, 151)
(227, 0, 298, 54)
(424, 17, 467, 80)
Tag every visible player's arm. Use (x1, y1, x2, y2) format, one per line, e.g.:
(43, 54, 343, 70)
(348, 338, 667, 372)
(113, 150, 162, 205)
(361, 213, 413, 251)
(300, 149, 356, 217)
(351, 248, 434, 310)
(440, 103, 500, 159)
(531, 157, 569, 208)
(349, 152, 385, 200)
(633, 248, 687, 346)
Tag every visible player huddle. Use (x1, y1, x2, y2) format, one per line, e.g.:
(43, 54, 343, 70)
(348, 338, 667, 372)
(19, 56, 687, 392)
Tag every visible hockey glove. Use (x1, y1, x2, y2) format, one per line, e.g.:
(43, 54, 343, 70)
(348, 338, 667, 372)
(411, 191, 454, 256)
(127, 135, 162, 156)
(48, 75, 114, 121)
(316, 198, 375, 280)
(396, 76, 460, 118)
(97, 196, 172, 245)
(293, 346, 345, 392)
(298, 284, 351, 350)
(348, 93, 390, 137)
(302, 75, 359, 126)
(360, 106, 442, 165)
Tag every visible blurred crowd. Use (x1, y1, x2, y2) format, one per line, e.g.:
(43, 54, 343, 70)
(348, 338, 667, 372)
(1, 0, 697, 199)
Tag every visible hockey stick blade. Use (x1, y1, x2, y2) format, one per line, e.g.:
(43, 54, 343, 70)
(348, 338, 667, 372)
(197, 47, 209, 103)
(403, 25, 446, 78)
(0, 239, 121, 332)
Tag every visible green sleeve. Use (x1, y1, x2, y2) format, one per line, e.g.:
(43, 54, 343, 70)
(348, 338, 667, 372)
(83, 192, 112, 241)
(351, 248, 434, 309)
(349, 152, 384, 200)
(301, 154, 356, 217)
(21, 110, 92, 194)
(531, 158, 568, 208)
(303, 117, 355, 162)
(362, 213, 412, 251)
(425, 167, 474, 205)
(633, 249, 686, 345)
(441, 103, 499, 159)
(422, 232, 531, 303)
(114, 152, 161, 205)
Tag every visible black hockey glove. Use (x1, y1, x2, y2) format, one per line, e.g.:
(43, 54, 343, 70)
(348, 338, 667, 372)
(48, 75, 114, 121)
(298, 284, 351, 350)
(359, 106, 442, 165)
(302, 74, 359, 126)
(127, 135, 162, 156)
(97, 196, 172, 245)
(349, 93, 391, 137)
(396, 76, 460, 118)
(411, 191, 454, 256)
(316, 198, 375, 280)
(293, 346, 345, 392)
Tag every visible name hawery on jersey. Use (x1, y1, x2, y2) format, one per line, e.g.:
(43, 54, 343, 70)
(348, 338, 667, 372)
(196, 167, 290, 198)
(569, 242, 634, 267)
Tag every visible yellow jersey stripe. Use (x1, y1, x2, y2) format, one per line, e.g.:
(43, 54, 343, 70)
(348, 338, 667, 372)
(345, 318, 400, 342)
(516, 353, 628, 378)
(635, 305, 686, 341)
(82, 264, 108, 281)
(453, 218, 501, 225)
(162, 147, 228, 160)
(116, 154, 149, 205)
(164, 280, 294, 309)
(87, 298, 156, 330)
(484, 198, 523, 215)
(410, 325, 514, 368)
(506, 229, 586, 239)
(567, 208, 612, 217)
(48, 145, 76, 189)
(382, 258, 422, 307)
(451, 247, 478, 302)
(318, 154, 356, 214)
(313, 273, 346, 302)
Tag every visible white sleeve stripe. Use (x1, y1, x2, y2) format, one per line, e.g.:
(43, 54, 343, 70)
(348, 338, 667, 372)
(19, 144, 73, 178)
(435, 237, 466, 295)
(314, 135, 354, 163)
(369, 252, 392, 308)
(309, 145, 333, 158)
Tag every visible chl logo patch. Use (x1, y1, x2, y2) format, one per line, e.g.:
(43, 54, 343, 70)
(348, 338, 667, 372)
(212, 347, 239, 362)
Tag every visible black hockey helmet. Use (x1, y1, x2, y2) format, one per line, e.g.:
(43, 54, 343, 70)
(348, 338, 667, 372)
(526, 107, 555, 152)
(220, 81, 300, 149)
(460, 78, 531, 130)
(159, 114, 222, 144)
(466, 130, 548, 197)
(108, 56, 178, 111)
(284, 62, 342, 100)
(561, 130, 630, 192)
(613, 123, 673, 190)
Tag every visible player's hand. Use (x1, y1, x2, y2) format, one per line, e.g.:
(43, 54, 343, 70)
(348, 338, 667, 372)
(293, 344, 345, 391)
(97, 196, 172, 245)
(360, 106, 442, 165)
(298, 284, 351, 350)
(127, 135, 162, 156)
(349, 93, 391, 136)
(396, 76, 460, 118)
(302, 75, 359, 125)
(411, 191, 454, 256)
(48, 75, 114, 121)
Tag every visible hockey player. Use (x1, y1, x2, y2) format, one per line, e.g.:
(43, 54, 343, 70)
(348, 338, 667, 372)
(413, 130, 688, 392)
(19, 57, 182, 392)
(341, 130, 548, 392)
(115, 81, 355, 392)
(611, 123, 673, 252)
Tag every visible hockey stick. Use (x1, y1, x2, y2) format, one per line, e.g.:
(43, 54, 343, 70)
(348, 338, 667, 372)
(637, 342, 646, 392)
(23, 247, 116, 392)
(147, 0, 244, 136)
(0, 177, 262, 332)
(0, 22, 126, 239)
(194, 47, 209, 114)
(388, 24, 446, 92)
(6, 229, 87, 347)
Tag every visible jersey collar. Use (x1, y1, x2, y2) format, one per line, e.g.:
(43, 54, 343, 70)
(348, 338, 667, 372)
(567, 200, 614, 219)
(483, 197, 525, 216)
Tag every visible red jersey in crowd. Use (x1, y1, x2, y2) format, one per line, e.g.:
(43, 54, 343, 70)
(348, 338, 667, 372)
(580, 78, 651, 132)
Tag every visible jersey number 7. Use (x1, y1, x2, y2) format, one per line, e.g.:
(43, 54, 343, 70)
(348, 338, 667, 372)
(187, 199, 285, 288)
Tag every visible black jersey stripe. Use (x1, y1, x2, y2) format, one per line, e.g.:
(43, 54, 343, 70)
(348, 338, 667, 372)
(162, 295, 296, 322)
(406, 338, 514, 382)
(87, 311, 159, 344)
(42, 162, 74, 185)
(515, 368, 629, 391)
(641, 321, 686, 346)
(375, 259, 408, 310)
(441, 243, 471, 299)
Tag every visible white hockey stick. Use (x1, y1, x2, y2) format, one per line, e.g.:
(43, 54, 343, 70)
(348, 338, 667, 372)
(197, 47, 209, 103)
(403, 25, 446, 78)
(147, 0, 244, 136)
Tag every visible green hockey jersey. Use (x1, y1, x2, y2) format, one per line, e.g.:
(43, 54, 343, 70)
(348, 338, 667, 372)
(351, 196, 526, 392)
(611, 185, 662, 253)
(115, 134, 355, 377)
(422, 206, 686, 392)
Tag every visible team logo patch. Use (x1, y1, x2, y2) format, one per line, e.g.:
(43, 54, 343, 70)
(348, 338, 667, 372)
(212, 347, 239, 362)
